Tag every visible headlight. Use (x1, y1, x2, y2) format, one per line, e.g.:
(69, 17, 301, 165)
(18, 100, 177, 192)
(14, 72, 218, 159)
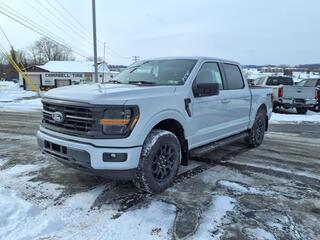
(99, 106, 139, 137)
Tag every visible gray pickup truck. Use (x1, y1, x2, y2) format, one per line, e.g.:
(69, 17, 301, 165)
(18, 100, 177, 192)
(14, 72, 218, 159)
(38, 57, 273, 193)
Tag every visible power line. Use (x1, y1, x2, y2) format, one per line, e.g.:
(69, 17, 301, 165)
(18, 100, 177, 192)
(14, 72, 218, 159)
(43, 0, 94, 46)
(20, 0, 91, 52)
(0, 24, 12, 47)
(0, 1, 91, 57)
(0, 9, 89, 58)
(35, 0, 93, 48)
(52, 0, 131, 60)
(53, 0, 93, 37)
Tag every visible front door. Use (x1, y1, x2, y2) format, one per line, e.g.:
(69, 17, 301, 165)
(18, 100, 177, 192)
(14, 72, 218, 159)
(189, 62, 229, 148)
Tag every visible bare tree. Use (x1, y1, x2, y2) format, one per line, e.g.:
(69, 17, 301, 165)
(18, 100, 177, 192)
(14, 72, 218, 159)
(28, 37, 74, 65)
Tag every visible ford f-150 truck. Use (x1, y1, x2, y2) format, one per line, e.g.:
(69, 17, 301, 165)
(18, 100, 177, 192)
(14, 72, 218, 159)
(254, 76, 318, 114)
(296, 78, 320, 112)
(37, 57, 273, 193)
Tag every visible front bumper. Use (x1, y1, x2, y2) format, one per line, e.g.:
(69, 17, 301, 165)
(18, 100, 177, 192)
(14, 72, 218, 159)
(37, 130, 142, 180)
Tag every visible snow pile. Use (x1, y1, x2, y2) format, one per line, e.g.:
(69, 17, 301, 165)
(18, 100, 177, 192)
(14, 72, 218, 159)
(217, 180, 273, 195)
(192, 196, 235, 239)
(0, 182, 176, 240)
(0, 186, 64, 240)
(0, 98, 42, 111)
(270, 111, 320, 123)
(0, 81, 37, 102)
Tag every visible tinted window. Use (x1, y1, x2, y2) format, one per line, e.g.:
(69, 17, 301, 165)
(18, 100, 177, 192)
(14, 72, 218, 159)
(223, 64, 244, 89)
(266, 77, 293, 86)
(195, 62, 223, 89)
(304, 79, 319, 87)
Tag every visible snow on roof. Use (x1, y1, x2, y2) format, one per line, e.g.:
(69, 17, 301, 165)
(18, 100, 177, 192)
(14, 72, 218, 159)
(39, 61, 110, 73)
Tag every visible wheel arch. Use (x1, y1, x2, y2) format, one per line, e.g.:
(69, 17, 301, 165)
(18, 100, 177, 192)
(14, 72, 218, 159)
(256, 104, 268, 131)
(152, 118, 189, 165)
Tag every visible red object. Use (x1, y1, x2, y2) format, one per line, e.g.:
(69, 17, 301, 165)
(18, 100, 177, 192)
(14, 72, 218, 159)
(278, 86, 283, 98)
(316, 88, 320, 100)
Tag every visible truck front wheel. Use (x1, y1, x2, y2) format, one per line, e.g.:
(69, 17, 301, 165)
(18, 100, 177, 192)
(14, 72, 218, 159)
(133, 129, 181, 194)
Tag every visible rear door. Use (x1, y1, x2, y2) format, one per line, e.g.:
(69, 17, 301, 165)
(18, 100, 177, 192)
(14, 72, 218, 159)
(221, 63, 251, 132)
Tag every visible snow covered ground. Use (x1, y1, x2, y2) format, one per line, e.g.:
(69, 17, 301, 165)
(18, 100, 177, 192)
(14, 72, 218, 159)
(0, 81, 38, 101)
(270, 110, 320, 123)
(0, 184, 176, 240)
(0, 81, 42, 111)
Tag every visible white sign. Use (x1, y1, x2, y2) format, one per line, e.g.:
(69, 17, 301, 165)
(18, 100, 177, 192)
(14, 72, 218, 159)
(42, 72, 85, 86)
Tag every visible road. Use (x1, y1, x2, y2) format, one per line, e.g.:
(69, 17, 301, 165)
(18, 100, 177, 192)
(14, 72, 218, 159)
(0, 111, 320, 239)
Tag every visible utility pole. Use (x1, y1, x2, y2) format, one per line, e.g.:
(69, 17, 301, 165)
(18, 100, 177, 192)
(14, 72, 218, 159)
(102, 42, 105, 83)
(92, 0, 98, 83)
(132, 56, 140, 62)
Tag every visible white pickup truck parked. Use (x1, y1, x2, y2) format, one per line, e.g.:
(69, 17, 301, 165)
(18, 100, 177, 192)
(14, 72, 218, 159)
(37, 57, 273, 193)
(254, 76, 317, 114)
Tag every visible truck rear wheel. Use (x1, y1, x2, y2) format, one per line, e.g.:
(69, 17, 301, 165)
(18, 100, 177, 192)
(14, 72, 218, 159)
(133, 129, 181, 194)
(296, 107, 308, 114)
(246, 109, 266, 148)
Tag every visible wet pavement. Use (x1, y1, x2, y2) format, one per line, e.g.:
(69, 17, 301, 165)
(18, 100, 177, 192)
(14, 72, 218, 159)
(0, 111, 319, 239)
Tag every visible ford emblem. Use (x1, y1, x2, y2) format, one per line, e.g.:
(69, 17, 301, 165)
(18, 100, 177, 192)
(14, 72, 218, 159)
(52, 112, 65, 123)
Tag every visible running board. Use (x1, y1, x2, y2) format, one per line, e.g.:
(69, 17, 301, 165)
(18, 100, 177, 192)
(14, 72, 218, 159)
(190, 132, 248, 157)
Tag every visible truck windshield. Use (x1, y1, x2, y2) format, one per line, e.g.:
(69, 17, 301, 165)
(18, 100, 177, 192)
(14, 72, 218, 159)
(266, 77, 293, 86)
(111, 59, 197, 86)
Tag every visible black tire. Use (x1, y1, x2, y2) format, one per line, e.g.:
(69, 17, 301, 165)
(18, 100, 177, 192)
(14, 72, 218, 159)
(296, 107, 308, 114)
(272, 102, 277, 112)
(133, 129, 181, 194)
(246, 109, 266, 148)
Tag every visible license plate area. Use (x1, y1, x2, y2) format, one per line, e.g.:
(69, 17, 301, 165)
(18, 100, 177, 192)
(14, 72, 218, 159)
(294, 99, 305, 104)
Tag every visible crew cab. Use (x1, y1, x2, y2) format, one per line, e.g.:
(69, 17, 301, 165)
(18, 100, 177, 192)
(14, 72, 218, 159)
(254, 76, 317, 114)
(296, 78, 320, 112)
(37, 57, 273, 193)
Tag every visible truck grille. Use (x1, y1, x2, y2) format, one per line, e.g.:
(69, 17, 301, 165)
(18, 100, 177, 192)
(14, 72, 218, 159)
(41, 99, 103, 137)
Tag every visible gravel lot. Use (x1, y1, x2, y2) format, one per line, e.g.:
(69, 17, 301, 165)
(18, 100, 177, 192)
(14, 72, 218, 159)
(0, 111, 319, 239)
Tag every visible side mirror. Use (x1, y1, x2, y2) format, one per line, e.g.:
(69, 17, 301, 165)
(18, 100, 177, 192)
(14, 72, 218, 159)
(193, 82, 220, 97)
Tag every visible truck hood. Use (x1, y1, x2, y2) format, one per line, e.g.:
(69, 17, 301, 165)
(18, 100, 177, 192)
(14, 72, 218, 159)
(43, 83, 176, 105)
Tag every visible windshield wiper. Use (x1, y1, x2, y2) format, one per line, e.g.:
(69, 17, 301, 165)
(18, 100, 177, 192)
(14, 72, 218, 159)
(128, 81, 157, 85)
(106, 80, 122, 84)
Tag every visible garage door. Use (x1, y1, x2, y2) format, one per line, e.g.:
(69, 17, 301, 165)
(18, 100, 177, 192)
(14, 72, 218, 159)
(55, 79, 71, 88)
(25, 74, 41, 91)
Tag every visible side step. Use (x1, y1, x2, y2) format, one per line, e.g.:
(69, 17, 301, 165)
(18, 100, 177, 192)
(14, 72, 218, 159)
(190, 131, 248, 157)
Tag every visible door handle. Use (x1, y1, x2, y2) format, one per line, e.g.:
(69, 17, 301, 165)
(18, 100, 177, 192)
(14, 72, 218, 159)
(221, 98, 230, 104)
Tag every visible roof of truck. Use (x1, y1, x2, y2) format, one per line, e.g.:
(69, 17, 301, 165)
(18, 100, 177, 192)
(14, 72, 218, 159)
(145, 56, 241, 65)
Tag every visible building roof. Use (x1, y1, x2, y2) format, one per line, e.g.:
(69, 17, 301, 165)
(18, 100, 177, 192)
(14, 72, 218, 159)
(39, 61, 110, 73)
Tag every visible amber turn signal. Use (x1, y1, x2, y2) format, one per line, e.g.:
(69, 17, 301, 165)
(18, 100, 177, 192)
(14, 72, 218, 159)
(99, 119, 130, 125)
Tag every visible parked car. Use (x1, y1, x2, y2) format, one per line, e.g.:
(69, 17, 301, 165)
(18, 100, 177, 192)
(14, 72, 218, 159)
(37, 57, 273, 193)
(296, 78, 320, 112)
(254, 76, 317, 114)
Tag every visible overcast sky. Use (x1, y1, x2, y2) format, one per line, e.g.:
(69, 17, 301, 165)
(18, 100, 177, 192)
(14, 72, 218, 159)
(0, 0, 319, 65)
